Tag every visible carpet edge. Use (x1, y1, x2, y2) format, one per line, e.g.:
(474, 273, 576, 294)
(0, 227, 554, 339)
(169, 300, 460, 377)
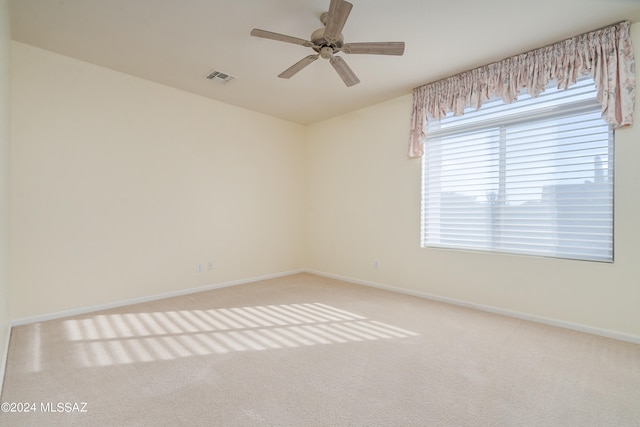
(306, 269, 640, 345)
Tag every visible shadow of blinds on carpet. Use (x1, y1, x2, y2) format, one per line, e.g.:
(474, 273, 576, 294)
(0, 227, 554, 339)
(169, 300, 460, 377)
(57, 303, 419, 367)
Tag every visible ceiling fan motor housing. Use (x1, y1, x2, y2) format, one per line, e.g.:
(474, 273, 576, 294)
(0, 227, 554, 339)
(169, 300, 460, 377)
(311, 27, 343, 58)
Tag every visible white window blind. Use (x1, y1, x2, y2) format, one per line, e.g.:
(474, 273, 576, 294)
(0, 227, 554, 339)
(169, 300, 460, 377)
(421, 79, 614, 262)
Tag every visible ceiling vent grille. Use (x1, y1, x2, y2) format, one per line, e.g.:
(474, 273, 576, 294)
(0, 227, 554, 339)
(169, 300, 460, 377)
(205, 69, 235, 83)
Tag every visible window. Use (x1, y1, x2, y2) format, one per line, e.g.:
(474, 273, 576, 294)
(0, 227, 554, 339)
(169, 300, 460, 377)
(421, 79, 613, 262)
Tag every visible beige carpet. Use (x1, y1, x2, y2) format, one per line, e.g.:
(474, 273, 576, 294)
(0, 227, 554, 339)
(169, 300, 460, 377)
(1, 273, 639, 426)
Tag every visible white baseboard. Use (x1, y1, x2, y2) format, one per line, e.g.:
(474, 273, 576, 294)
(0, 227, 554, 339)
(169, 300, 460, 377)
(306, 269, 640, 345)
(0, 323, 10, 396)
(11, 269, 304, 327)
(8, 268, 640, 345)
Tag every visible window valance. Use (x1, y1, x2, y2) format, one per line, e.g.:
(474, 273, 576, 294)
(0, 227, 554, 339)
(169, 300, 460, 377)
(409, 21, 636, 158)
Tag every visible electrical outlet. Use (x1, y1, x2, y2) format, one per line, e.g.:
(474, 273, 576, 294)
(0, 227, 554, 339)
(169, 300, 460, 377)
(196, 263, 203, 273)
(374, 259, 380, 269)
(208, 262, 214, 271)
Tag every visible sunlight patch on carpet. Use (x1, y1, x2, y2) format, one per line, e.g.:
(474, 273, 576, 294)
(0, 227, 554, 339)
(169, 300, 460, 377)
(62, 303, 419, 366)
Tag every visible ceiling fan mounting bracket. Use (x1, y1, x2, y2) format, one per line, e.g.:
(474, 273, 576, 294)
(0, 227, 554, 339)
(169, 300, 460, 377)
(320, 12, 330, 26)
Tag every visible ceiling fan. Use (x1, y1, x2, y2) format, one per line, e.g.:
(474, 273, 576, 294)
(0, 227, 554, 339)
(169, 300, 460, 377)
(250, 0, 405, 87)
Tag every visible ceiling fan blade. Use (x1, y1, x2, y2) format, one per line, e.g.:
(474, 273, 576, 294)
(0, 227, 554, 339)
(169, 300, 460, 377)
(250, 29, 313, 47)
(278, 55, 320, 79)
(324, 0, 353, 43)
(342, 42, 405, 56)
(330, 56, 360, 87)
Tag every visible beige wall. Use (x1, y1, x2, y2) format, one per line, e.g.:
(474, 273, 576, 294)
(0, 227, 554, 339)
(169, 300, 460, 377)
(10, 42, 307, 319)
(0, 0, 11, 372)
(306, 24, 640, 339)
(8, 24, 640, 340)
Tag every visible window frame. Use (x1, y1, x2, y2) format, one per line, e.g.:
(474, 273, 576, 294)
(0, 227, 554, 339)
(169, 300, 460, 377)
(420, 79, 614, 262)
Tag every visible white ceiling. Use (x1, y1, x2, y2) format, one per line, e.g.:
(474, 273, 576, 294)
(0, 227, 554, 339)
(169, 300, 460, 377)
(9, 0, 640, 125)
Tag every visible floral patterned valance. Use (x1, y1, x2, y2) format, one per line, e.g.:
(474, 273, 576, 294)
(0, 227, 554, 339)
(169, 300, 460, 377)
(409, 21, 636, 158)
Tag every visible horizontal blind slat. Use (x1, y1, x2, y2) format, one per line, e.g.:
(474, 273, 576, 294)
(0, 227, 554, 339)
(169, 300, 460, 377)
(421, 78, 613, 262)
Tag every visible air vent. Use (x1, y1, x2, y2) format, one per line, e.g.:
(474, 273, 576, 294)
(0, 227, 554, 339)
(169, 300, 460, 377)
(205, 69, 235, 83)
